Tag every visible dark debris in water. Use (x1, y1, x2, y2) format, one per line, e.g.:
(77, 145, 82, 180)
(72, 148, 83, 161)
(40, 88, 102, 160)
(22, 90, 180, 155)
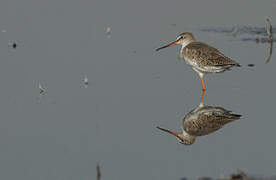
(8, 42, 17, 49)
(39, 83, 45, 95)
(247, 64, 255, 67)
(201, 26, 276, 36)
(241, 37, 276, 43)
(198, 177, 213, 180)
(96, 163, 101, 180)
(180, 178, 188, 180)
(200, 26, 275, 44)
(180, 171, 276, 180)
(201, 24, 274, 64)
(230, 171, 247, 180)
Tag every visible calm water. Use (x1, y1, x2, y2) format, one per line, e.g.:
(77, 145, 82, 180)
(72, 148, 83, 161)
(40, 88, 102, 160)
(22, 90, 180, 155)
(0, 0, 275, 179)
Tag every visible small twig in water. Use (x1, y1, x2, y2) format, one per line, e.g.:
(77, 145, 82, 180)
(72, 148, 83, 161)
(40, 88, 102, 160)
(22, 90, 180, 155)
(96, 163, 101, 180)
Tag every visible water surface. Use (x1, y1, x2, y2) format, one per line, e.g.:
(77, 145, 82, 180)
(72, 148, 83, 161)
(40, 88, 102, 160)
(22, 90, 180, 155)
(0, 0, 275, 179)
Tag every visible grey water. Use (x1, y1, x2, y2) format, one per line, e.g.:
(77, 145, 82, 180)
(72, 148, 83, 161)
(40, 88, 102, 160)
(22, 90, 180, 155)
(0, 0, 275, 179)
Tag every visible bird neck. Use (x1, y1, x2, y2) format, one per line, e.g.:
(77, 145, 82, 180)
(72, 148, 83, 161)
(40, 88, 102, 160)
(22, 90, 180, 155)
(180, 130, 196, 145)
(181, 39, 195, 50)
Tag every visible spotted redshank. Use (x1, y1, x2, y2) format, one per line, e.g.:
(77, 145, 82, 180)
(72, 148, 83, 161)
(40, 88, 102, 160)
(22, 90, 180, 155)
(156, 32, 240, 91)
(156, 91, 241, 145)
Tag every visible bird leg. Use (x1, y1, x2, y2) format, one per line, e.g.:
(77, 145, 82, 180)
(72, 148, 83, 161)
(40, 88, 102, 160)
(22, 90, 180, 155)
(200, 76, 206, 91)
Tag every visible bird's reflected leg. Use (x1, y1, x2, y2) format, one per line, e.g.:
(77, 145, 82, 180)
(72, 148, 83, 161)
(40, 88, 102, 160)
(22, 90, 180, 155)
(200, 88, 206, 103)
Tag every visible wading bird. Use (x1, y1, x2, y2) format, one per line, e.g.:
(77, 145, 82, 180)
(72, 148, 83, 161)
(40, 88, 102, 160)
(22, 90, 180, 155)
(156, 32, 240, 91)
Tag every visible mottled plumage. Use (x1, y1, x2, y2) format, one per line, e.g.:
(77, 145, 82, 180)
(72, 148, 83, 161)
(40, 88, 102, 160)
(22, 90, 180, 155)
(156, 32, 240, 90)
(157, 94, 241, 145)
(183, 104, 241, 137)
(181, 42, 240, 73)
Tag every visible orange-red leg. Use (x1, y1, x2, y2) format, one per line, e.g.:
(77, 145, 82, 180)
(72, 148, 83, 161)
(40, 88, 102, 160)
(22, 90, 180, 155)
(200, 76, 206, 91)
(200, 89, 206, 103)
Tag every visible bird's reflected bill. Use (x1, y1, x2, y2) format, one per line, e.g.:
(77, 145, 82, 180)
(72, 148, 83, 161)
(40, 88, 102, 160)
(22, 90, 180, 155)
(157, 126, 180, 138)
(156, 41, 178, 51)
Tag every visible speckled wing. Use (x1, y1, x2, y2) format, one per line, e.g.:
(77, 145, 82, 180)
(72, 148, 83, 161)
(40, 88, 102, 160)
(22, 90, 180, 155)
(183, 42, 240, 67)
(183, 106, 241, 136)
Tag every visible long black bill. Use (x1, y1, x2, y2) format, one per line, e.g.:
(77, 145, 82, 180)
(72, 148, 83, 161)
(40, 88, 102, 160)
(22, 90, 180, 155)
(156, 41, 178, 51)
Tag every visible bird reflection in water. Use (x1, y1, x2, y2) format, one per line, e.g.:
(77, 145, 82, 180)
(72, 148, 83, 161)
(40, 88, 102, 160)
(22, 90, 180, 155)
(157, 91, 241, 145)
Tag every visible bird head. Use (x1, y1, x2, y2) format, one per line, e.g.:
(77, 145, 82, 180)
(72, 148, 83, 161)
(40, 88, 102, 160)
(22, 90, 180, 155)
(156, 32, 195, 51)
(156, 126, 195, 145)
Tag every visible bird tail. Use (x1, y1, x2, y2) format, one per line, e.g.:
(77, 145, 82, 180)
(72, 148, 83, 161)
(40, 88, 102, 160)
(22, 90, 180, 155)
(235, 63, 241, 67)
